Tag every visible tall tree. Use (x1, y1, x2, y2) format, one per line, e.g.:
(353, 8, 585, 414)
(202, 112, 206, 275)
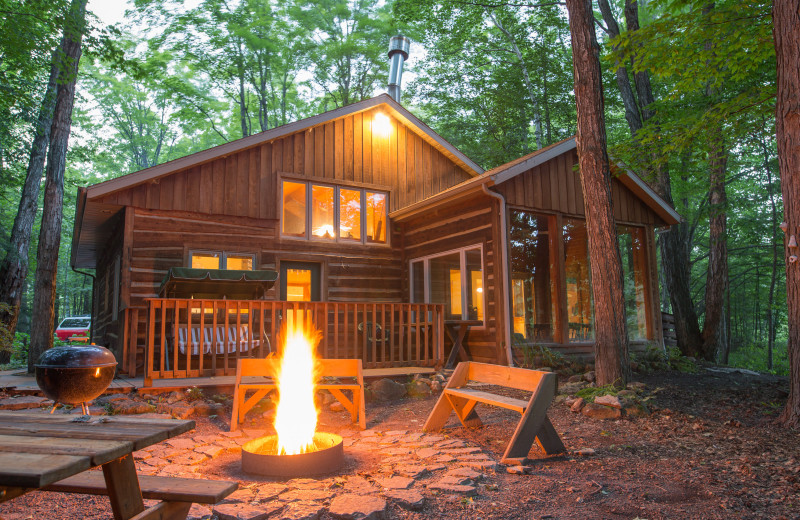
(773, 0, 800, 428)
(28, 0, 88, 371)
(566, 0, 629, 387)
(0, 58, 58, 347)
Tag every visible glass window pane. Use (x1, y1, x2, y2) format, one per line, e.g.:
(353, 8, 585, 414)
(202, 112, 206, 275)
(282, 182, 306, 237)
(191, 252, 221, 270)
(429, 253, 461, 319)
(619, 226, 648, 340)
(226, 254, 253, 270)
(311, 185, 335, 239)
(465, 249, 483, 321)
(411, 261, 425, 303)
(509, 211, 554, 341)
(340, 189, 362, 241)
(563, 218, 593, 341)
(366, 192, 387, 243)
(286, 269, 312, 301)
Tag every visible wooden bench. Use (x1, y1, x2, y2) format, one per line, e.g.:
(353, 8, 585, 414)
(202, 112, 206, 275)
(424, 361, 565, 463)
(44, 472, 237, 519)
(231, 357, 366, 431)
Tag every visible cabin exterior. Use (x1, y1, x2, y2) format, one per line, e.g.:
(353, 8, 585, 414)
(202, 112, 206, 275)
(71, 94, 679, 385)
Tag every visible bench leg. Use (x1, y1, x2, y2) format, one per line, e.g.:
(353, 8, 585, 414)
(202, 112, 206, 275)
(502, 375, 563, 462)
(129, 501, 191, 520)
(535, 416, 566, 455)
(445, 394, 482, 428)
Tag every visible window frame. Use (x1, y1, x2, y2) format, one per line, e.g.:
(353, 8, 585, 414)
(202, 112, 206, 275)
(409, 244, 486, 327)
(188, 250, 256, 270)
(280, 179, 389, 245)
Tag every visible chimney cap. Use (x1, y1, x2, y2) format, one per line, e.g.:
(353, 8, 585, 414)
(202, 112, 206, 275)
(388, 35, 410, 60)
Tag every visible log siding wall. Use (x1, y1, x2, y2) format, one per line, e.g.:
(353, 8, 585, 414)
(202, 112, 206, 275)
(96, 108, 473, 218)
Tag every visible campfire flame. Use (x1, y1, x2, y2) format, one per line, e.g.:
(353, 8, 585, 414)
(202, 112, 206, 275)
(273, 319, 321, 455)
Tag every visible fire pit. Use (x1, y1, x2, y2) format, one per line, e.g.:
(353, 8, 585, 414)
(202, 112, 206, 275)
(242, 432, 343, 477)
(241, 321, 345, 477)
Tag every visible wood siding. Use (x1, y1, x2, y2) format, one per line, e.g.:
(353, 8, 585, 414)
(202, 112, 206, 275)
(399, 193, 504, 365)
(494, 148, 665, 226)
(95, 108, 473, 218)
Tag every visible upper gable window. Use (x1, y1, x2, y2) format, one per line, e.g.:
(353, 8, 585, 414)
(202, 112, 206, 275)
(281, 180, 387, 244)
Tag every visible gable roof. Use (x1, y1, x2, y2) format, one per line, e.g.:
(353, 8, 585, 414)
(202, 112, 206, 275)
(391, 137, 681, 226)
(85, 94, 483, 200)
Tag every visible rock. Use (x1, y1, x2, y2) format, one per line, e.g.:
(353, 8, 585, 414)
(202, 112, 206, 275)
(376, 476, 413, 489)
(384, 489, 425, 511)
(583, 371, 596, 383)
(171, 453, 207, 466)
(432, 373, 446, 383)
(187, 503, 213, 520)
(166, 391, 185, 404)
(567, 375, 582, 383)
(329, 494, 387, 520)
(256, 483, 289, 500)
(395, 465, 429, 479)
(193, 401, 223, 416)
(446, 467, 483, 480)
(414, 376, 432, 385)
(506, 465, 531, 475)
(213, 503, 274, 520)
(575, 448, 595, 456)
(594, 394, 622, 409)
(224, 490, 259, 504)
(438, 475, 473, 485)
(558, 381, 586, 395)
(196, 445, 224, 458)
(429, 380, 443, 393)
(343, 476, 376, 494)
(416, 447, 439, 459)
(460, 460, 499, 471)
(407, 380, 432, 398)
(570, 397, 585, 413)
(627, 381, 647, 391)
(623, 402, 649, 417)
(581, 402, 622, 420)
(279, 489, 333, 502)
(328, 400, 345, 412)
(157, 402, 194, 419)
(242, 429, 267, 438)
(278, 502, 325, 520)
(370, 379, 406, 401)
(166, 438, 196, 450)
(0, 396, 49, 410)
(616, 389, 637, 399)
(111, 399, 154, 415)
(428, 482, 477, 496)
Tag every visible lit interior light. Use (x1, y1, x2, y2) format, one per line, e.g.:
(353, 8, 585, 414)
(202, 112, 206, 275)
(373, 112, 392, 137)
(313, 224, 335, 238)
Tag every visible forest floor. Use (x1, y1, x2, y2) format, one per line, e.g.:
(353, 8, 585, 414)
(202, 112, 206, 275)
(0, 367, 798, 520)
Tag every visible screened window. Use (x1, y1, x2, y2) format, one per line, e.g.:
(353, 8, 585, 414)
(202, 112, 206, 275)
(280, 180, 387, 244)
(410, 246, 485, 323)
(190, 251, 254, 270)
(618, 225, 648, 340)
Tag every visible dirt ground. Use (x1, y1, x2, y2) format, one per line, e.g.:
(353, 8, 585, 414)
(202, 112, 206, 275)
(1, 368, 798, 520)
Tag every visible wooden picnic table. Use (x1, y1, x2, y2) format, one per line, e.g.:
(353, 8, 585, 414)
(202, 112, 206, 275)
(0, 411, 235, 520)
(444, 319, 482, 369)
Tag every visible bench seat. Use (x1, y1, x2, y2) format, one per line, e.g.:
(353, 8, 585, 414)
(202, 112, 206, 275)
(445, 388, 529, 414)
(44, 472, 237, 504)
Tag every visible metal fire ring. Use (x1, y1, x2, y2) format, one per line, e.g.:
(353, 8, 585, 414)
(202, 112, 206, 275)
(241, 433, 344, 477)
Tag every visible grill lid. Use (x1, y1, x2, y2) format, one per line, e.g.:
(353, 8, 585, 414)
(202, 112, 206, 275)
(35, 345, 117, 368)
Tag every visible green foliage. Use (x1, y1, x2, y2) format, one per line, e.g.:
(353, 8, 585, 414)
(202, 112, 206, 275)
(0, 303, 14, 357)
(514, 339, 565, 370)
(575, 385, 620, 401)
(728, 343, 789, 376)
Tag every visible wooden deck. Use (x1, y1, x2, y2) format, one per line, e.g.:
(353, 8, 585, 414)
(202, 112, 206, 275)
(0, 366, 438, 396)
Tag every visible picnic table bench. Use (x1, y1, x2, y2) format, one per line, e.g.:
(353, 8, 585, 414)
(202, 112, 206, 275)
(0, 412, 236, 520)
(424, 361, 566, 463)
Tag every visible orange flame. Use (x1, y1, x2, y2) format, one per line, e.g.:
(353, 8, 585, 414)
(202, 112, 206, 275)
(273, 317, 321, 455)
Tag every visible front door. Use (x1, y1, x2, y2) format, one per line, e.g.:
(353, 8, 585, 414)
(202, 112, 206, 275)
(280, 262, 321, 301)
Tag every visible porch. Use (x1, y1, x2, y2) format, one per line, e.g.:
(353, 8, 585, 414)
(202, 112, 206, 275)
(137, 299, 446, 387)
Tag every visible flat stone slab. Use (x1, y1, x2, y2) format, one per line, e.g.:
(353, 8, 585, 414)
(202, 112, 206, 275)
(279, 489, 333, 503)
(329, 494, 386, 520)
(165, 438, 196, 450)
(195, 445, 224, 458)
(194, 434, 220, 444)
(441, 447, 482, 455)
(438, 475, 473, 486)
(416, 448, 439, 459)
(460, 460, 499, 471)
(447, 467, 483, 480)
(213, 503, 276, 520)
(187, 503, 213, 520)
(394, 465, 429, 479)
(375, 476, 413, 490)
(171, 452, 207, 466)
(224, 490, 260, 504)
(428, 482, 477, 496)
(383, 489, 425, 511)
(256, 483, 289, 500)
(278, 502, 325, 520)
(0, 396, 49, 410)
(342, 476, 377, 494)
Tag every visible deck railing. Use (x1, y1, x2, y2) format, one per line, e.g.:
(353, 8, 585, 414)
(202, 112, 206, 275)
(143, 299, 445, 385)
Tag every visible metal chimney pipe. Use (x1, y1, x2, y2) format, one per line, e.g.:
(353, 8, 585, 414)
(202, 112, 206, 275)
(387, 35, 410, 102)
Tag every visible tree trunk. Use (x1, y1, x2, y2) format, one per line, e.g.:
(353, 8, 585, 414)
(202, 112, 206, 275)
(566, 0, 630, 387)
(700, 129, 729, 361)
(0, 56, 59, 338)
(28, 0, 88, 372)
(773, 0, 800, 428)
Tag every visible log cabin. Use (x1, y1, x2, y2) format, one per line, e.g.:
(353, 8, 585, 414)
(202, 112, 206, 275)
(70, 93, 680, 386)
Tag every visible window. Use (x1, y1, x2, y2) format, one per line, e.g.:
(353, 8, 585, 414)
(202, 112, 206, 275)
(618, 225, 648, 340)
(281, 180, 387, 244)
(509, 211, 556, 341)
(563, 218, 593, 342)
(410, 245, 485, 322)
(190, 251, 255, 270)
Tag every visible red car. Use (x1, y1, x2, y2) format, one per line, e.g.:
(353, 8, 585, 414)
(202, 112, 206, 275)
(55, 316, 91, 341)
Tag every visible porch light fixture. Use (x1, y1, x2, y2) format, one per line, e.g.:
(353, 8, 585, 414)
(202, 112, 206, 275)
(373, 112, 392, 137)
